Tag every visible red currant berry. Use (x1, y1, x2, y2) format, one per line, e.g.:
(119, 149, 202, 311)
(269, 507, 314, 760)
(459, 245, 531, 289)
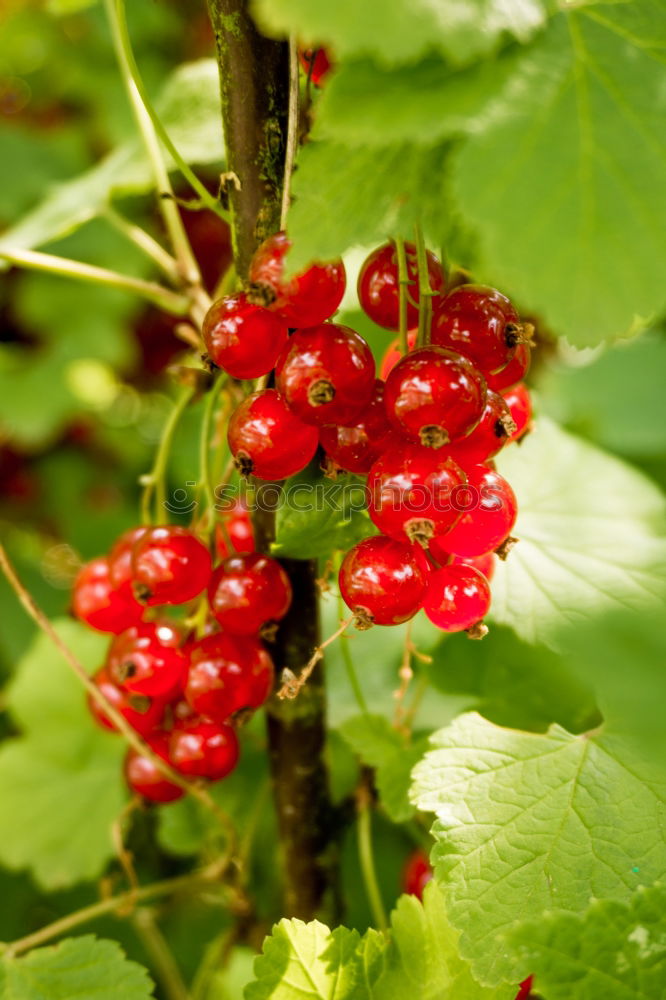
(357, 242, 445, 331)
(124, 734, 184, 804)
(384, 346, 487, 447)
(443, 390, 516, 465)
(131, 526, 212, 606)
(169, 718, 239, 781)
(88, 667, 166, 736)
(208, 553, 292, 636)
(298, 47, 333, 86)
(202, 292, 289, 380)
(215, 498, 255, 559)
(228, 389, 319, 480)
(402, 848, 433, 900)
(185, 632, 274, 722)
(367, 442, 466, 547)
(502, 382, 533, 443)
(515, 976, 535, 1000)
(107, 622, 187, 699)
(108, 527, 148, 602)
(486, 342, 531, 392)
(423, 563, 491, 633)
(319, 379, 394, 474)
(275, 323, 375, 427)
(432, 284, 524, 375)
(379, 331, 417, 380)
(248, 231, 345, 327)
(71, 558, 143, 634)
(454, 552, 496, 582)
(339, 536, 429, 627)
(440, 464, 517, 558)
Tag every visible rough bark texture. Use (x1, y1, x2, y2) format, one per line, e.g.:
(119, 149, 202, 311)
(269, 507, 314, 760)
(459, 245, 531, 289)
(206, 0, 339, 922)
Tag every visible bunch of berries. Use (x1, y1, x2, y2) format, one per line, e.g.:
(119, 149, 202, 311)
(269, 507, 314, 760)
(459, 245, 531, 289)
(71, 505, 290, 803)
(206, 235, 533, 639)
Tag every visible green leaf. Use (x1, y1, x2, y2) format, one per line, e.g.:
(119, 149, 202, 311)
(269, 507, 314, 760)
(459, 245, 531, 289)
(0, 935, 155, 1000)
(253, 0, 547, 67)
(491, 416, 666, 646)
(0, 59, 224, 257)
(411, 712, 666, 984)
(0, 620, 127, 889)
(506, 885, 666, 1000)
(272, 465, 376, 559)
(454, 6, 666, 345)
(426, 625, 601, 735)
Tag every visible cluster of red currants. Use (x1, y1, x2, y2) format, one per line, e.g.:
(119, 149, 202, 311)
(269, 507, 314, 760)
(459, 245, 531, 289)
(71, 507, 288, 804)
(204, 234, 533, 639)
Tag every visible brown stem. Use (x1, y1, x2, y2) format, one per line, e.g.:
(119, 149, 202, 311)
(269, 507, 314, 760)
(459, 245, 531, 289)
(205, 0, 339, 921)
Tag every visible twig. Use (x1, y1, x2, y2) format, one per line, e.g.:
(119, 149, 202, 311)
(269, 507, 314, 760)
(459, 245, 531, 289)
(277, 617, 353, 700)
(280, 35, 300, 230)
(132, 908, 191, 1000)
(111, 796, 141, 909)
(414, 224, 437, 348)
(356, 782, 388, 933)
(395, 236, 410, 356)
(140, 386, 196, 525)
(102, 206, 181, 284)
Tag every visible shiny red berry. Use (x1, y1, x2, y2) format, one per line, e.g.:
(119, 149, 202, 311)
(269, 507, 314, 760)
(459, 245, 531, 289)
(275, 323, 375, 427)
(208, 553, 292, 636)
(124, 733, 184, 804)
(185, 632, 274, 722)
(440, 464, 517, 558)
(71, 557, 143, 634)
(108, 527, 148, 602)
(88, 667, 166, 736)
(443, 390, 516, 465)
(131, 526, 212, 606)
(319, 379, 394, 474)
(515, 976, 535, 1000)
(339, 536, 429, 627)
(384, 346, 487, 447)
(169, 718, 239, 781)
(298, 47, 333, 86)
(228, 389, 319, 480)
(215, 498, 255, 559)
(432, 284, 524, 374)
(429, 549, 496, 583)
(248, 231, 345, 327)
(423, 563, 491, 632)
(358, 242, 445, 331)
(486, 342, 531, 392)
(202, 292, 289, 379)
(107, 621, 187, 699)
(378, 331, 417, 380)
(367, 442, 466, 547)
(402, 849, 433, 900)
(502, 382, 533, 443)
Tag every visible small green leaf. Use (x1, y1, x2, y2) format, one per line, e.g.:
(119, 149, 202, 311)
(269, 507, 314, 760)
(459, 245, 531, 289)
(507, 885, 666, 1000)
(411, 712, 666, 984)
(0, 935, 155, 1000)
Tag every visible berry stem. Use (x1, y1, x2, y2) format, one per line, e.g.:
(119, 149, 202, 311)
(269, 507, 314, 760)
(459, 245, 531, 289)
(277, 616, 353, 700)
(102, 206, 182, 284)
(131, 908, 191, 1000)
(414, 224, 435, 348)
(141, 386, 196, 526)
(338, 597, 370, 717)
(356, 780, 388, 933)
(395, 236, 410, 356)
(199, 374, 229, 518)
(0, 248, 190, 316)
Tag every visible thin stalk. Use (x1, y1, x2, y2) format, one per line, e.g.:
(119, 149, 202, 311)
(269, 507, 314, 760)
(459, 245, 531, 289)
(199, 375, 228, 516)
(132, 908, 191, 1000)
(0, 249, 189, 315)
(102, 206, 181, 284)
(337, 595, 369, 716)
(414, 225, 435, 348)
(395, 237, 410, 355)
(280, 35, 300, 230)
(141, 386, 196, 525)
(1, 863, 225, 958)
(104, 0, 202, 286)
(356, 788, 388, 933)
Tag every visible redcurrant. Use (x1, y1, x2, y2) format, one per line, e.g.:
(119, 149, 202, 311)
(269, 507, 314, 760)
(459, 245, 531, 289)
(502, 382, 533, 443)
(208, 553, 292, 636)
(402, 848, 433, 900)
(515, 976, 535, 1000)
(367, 442, 466, 547)
(88, 667, 166, 737)
(185, 632, 274, 722)
(71, 557, 143, 634)
(228, 389, 319, 480)
(202, 292, 289, 379)
(108, 527, 148, 602)
(439, 464, 517, 558)
(432, 284, 524, 374)
(428, 548, 496, 583)
(423, 563, 491, 632)
(215, 498, 255, 559)
(248, 231, 345, 327)
(319, 379, 394, 474)
(298, 47, 333, 86)
(275, 323, 375, 427)
(357, 242, 445, 331)
(106, 621, 187, 699)
(169, 718, 239, 781)
(339, 536, 429, 627)
(124, 734, 184, 804)
(486, 342, 531, 392)
(384, 346, 487, 447)
(379, 331, 417, 380)
(131, 526, 212, 606)
(443, 390, 516, 465)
